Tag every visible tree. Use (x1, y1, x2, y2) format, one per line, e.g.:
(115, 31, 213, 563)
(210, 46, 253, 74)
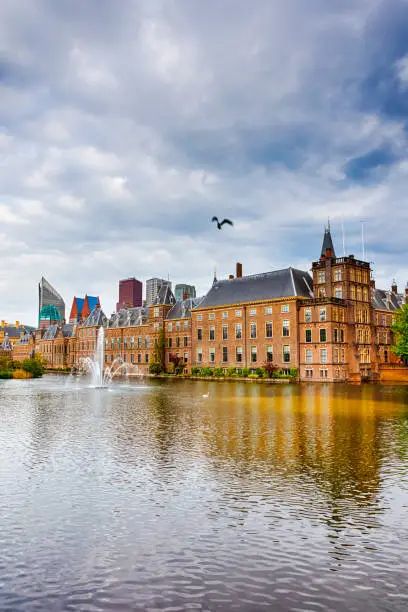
(22, 357, 45, 378)
(391, 304, 408, 365)
(150, 328, 166, 374)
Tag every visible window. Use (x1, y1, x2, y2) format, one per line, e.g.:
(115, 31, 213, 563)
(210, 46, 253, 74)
(235, 310, 242, 317)
(305, 329, 312, 343)
(111, 338, 114, 349)
(197, 314, 202, 321)
(305, 308, 312, 323)
(319, 308, 326, 322)
(184, 320, 188, 330)
(176, 321, 181, 331)
(320, 369, 328, 378)
(305, 369, 313, 378)
(123, 354, 127, 362)
(281, 304, 289, 313)
(197, 348, 202, 362)
(318, 271, 325, 283)
(197, 328, 202, 341)
(145, 354, 149, 363)
(130, 337, 135, 349)
(209, 313, 215, 320)
(154, 308, 159, 317)
(265, 306, 272, 315)
(168, 323, 173, 332)
(363, 288, 368, 301)
(334, 349, 339, 363)
(266, 346, 273, 362)
(105, 338, 108, 348)
(145, 336, 149, 348)
(184, 352, 188, 363)
(236, 323, 242, 339)
(236, 346, 243, 362)
(209, 348, 215, 363)
(320, 329, 327, 342)
(176, 337, 180, 348)
(117, 337, 121, 348)
(111, 354, 114, 363)
(320, 348, 327, 364)
(265, 322, 273, 338)
(334, 269, 342, 282)
(154, 322, 159, 331)
(250, 308, 257, 316)
(357, 287, 362, 301)
(222, 346, 228, 362)
(183, 336, 188, 347)
(168, 338, 172, 348)
(209, 326, 215, 341)
(124, 337, 128, 349)
(138, 337, 142, 349)
(138, 354, 141, 363)
(334, 287, 343, 299)
(283, 345, 290, 363)
(222, 312, 228, 319)
(305, 349, 312, 364)
(222, 325, 228, 340)
(318, 287, 326, 298)
(250, 322, 257, 339)
(251, 347, 257, 363)
(351, 286, 356, 300)
(282, 320, 290, 337)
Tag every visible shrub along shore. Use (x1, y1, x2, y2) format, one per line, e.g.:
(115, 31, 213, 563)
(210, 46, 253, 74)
(0, 355, 46, 379)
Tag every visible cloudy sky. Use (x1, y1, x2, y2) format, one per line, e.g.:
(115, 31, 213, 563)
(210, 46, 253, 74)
(1, 0, 408, 325)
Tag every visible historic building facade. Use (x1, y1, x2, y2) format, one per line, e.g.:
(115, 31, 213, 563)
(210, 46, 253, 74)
(12, 228, 408, 381)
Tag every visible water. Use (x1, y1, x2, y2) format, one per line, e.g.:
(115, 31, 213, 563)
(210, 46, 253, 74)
(1, 377, 408, 611)
(79, 326, 142, 387)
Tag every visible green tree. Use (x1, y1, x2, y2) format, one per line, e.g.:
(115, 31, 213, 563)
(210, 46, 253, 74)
(150, 328, 166, 374)
(391, 304, 408, 364)
(22, 357, 45, 378)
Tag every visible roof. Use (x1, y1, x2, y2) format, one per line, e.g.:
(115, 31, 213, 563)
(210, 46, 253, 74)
(0, 325, 25, 338)
(153, 284, 176, 306)
(321, 228, 336, 258)
(82, 307, 108, 327)
(74, 297, 85, 311)
(0, 334, 12, 350)
(372, 288, 404, 311)
(13, 332, 32, 345)
(196, 267, 313, 309)
(167, 297, 204, 319)
(86, 296, 99, 311)
(108, 307, 148, 328)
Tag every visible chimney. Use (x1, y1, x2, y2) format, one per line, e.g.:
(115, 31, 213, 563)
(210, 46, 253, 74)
(236, 262, 243, 278)
(15, 321, 19, 328)
(391, 279, 398, 294)
(229, 274, 234, 280)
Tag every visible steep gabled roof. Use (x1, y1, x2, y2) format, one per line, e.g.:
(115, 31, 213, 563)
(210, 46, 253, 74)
(372, 288, 403, 311)
(108, 307, 148, 328)
(86, 296, 100, 311)
(196, 268, 313, 309)
(321, 228, 336, 258)
(82, 307, 108, 327)
(167, 297, 204, 320)
(153, 284, 176, 306)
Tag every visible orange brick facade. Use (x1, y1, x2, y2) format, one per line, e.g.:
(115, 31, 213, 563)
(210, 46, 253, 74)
(11, 230, 408, 382)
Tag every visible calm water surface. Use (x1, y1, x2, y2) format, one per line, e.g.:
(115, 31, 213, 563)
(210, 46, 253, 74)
(1, 376, 408, 611)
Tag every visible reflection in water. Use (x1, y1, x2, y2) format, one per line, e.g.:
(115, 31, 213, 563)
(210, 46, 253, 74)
(0, 377, 407, 611)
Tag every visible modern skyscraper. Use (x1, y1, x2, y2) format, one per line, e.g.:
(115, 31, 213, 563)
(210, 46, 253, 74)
(116, 278, 142, 311)
(38, 277, 65, 327)
(174, 284, 196, 302)
(146, 278, 171, 306)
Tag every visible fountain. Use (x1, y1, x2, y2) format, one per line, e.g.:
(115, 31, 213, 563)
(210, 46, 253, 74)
(78, 326, 142, 387)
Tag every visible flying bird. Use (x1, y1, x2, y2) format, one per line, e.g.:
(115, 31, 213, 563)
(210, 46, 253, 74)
(212, 216, 233, 230)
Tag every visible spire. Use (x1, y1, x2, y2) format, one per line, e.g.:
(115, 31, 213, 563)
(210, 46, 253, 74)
(213, 266, 217, 284)
(320, 225, 336, 258)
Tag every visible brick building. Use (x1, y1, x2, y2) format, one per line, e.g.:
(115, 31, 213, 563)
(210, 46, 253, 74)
(11, 227, 408, 381)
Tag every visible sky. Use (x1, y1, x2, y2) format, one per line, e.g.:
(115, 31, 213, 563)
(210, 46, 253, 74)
(1, 0, 408, 325)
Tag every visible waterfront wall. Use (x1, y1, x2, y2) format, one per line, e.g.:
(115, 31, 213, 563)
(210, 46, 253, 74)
(378, 365, 408, 383)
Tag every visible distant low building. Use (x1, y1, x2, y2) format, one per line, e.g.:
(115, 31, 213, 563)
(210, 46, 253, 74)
(0, 320, 33, 346)
(175, 284, 196, 302)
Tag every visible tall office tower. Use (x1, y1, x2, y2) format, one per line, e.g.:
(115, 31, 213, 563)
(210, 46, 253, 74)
(116, 278, 143, 311)
(175, 284, 196, 302)
(146, 278, 172, 305)
(38, 277, 65, 327)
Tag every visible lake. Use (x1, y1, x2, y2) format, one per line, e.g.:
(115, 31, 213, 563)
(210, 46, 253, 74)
(1, 376, 407, 611)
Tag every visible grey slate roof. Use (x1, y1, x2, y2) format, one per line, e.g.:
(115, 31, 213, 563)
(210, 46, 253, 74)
(372, 288, 405, 311)
(321, 229, 336, 258)
(108, 307, 148, 328)
(153, 284, 176, 306)
(13, 332, 31, 345)
(0, 325, 25, 339)
(167, 297, 204, 320)
(196, 268, 313, 309)
(82, 307, 108, 328)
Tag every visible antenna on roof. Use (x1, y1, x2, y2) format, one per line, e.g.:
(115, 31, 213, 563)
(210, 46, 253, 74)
(361, 220, 366, 261)
(341, 215, 346, 256)
(328, 216, 330, 231)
